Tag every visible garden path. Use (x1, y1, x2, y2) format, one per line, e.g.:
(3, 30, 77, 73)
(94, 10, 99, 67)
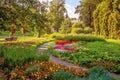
(37, 42, 84, 70)
(38, 42, 120, 79)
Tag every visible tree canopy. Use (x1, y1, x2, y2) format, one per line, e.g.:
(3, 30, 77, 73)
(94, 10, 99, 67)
(75, 0, 103, 28)
(0, 0, 48, 37)
(93, 0, 120, 39)
(47, 0, 66, 32)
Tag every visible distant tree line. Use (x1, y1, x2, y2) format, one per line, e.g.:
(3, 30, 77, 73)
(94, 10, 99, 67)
(1, 0, 120, 39)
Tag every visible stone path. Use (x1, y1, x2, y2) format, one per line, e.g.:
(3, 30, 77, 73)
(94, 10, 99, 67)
(38, 42, 120, 79)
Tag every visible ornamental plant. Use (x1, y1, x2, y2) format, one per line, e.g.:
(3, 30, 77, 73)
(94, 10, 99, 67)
(9, 61, 88, 80)
(54, 35, 105, 42)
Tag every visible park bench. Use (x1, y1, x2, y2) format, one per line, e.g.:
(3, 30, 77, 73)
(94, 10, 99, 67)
(5, 37, 17, 41)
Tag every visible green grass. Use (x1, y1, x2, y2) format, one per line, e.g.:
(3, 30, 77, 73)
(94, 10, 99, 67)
(0, 31, 33, 36)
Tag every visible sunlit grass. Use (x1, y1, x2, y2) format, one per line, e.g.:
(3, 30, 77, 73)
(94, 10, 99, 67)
(16, 37, 51, 42)
(0, 31, 33, 36)
(107, 39, 120, 44)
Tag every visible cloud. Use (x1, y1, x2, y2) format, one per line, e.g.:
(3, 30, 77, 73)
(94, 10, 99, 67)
(65, 4, 79, 18)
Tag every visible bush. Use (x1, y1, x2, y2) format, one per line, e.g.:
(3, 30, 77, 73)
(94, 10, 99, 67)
(84, 27, 93, 34)
(52, 70, 75, 80)
(88, 66, 115, 80)
(38, 51, 49, 61)
(49, 32, 62, 38)
(54, 35, 105, 42)
(25, 65, 40, 73)
(72, 28, 84, 34)
(51, 41, 120, 73)
(59, 19, 71, 34)
(71, 22, 84, 34)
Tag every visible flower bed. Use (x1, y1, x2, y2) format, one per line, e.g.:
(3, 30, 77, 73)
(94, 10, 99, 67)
(51, 41, 120, 73)
(54, 40, 79, 52)
(9, 61, 88, 80)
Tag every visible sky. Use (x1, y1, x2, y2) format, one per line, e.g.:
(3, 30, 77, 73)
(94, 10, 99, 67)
(39, 0, 80, 18)
(65, 0, 80, 18)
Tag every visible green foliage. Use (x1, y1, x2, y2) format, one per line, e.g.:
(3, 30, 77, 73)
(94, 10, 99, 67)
(72, 28, 84, 34)
(71, 22, 84, 34)
(54, 35, 105, 42)
(3, 46, 49, 68)
(47, 0, 66, 32)
(0, 31, 33, 36)
(51, 41, 120, 72)
(93, 0, 120, 39)
(75, 0, 103, 27)
(84, 27, 93, 34)
(116, 64, 120, 73)
(52, 70, 75, 80)
(25, 65, 40, 72)
(59, 19, 71, 34)
(88, 66, 113, 80)
(38, 51, 50, 61)
(0, 0, 48, 37)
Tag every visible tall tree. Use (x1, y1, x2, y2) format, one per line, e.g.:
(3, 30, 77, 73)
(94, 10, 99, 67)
(59, 18, 71, 34)
(75, 0, 103, 28)
(0, 0, 48, 37)
(93, 0, 120, 39)
(47, 0, 66, 32)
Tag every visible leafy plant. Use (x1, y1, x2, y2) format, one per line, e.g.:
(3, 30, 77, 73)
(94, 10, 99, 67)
(71, 22, 84, 34)
(84, 27, 93, 34)
(10, 62, 87, 80)
(24, 65, 40, 76)
(3, 46, 49, 68)
(25, 65, 40, 72)
(38, 51, 50, 61)
(52, 70, 75, 80)
(87, 66, 115, 80)
(54, 35, 105, 42)
(51, 41, 120, 73)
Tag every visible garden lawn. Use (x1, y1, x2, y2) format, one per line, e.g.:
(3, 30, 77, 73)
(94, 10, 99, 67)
(50, 41, 120, 73)
(0, 31, 33, 36)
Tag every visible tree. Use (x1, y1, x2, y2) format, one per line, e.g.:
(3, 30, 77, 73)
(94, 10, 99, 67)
(75, 0, 103, 28)
(59, 19, 71, 34)
(47, 0, 66, 32)
(93, 0, 120, 39)
(71, 22, 84, 34)
(9, 24, 16, 38)
(0, 0, 48, 37)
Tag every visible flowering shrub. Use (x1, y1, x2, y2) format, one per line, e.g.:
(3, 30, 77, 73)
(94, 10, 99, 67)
(54, 40, 79, 52)
(55, 40, 73, 45)
(9, 61, 88, 80)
